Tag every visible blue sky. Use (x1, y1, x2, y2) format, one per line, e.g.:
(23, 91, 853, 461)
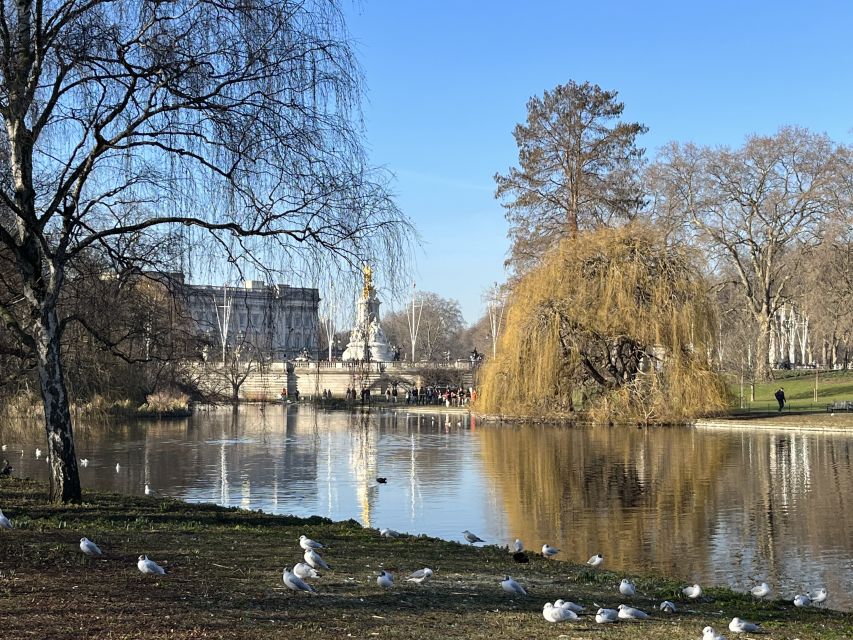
(343, 0, 853, 323)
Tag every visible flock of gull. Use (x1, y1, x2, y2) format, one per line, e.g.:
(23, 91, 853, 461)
(0, 444, 835, 638)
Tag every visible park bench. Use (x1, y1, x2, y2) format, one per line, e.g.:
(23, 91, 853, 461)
(826, 400, 853, 412)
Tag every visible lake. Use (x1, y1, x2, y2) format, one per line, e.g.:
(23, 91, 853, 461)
(2, 405, 851, 610)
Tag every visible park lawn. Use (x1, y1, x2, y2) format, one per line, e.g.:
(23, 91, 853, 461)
(727, 370, 853, 413)
(1, 478, 851, 640)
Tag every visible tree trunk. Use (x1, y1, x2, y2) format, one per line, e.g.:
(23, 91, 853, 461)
(35, 307, 82, 503)
(755, 318, 773, 381)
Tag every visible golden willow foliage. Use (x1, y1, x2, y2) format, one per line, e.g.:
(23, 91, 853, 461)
(477, 224, 730, 423)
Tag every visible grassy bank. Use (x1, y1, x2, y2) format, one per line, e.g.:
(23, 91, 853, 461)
(728, 370, 853, 413)
(1, 479, 850, 639)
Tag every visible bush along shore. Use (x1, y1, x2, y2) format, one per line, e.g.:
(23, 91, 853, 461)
(0, 478, 850, 639)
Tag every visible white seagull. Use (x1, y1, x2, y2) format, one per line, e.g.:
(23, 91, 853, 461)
(587, 553, 604, 567)
(380, 528, 401, 538)
(811, 587, 827, 605)
(282, 566, 316, 592)
(79, 537, 103, 557)
(376, 570, 394, 588)
(618, 604, 649, 620)
(659, 600, 676, 613)
(299, 534, 324, 550)
(793, 593, 811, 607)
(406, 568, 433, 584)
(513, 538, 523, 552)
(703, 626, 726, 640)
(728, 617, 761, 633)
(682, 583, 702, 599)
(304, 548, 330, 571)
(595, 607, 618, 624)
(543, 602, 578, 622)
(292, 562, 321, 579)
(462, 529, 484, 545)
(500, 575, 527, 596)
(554, 599, 584, 613)
(137, 555, 166, 575)
(35, 448, 42, 459)
(541, 543, 560, 559)
(750, 582, 770, 598)
(619, 578, 636, 597)
(144, 484, 155, 496)
(115, 463, 121, 473)
(0, 508, 13, 529)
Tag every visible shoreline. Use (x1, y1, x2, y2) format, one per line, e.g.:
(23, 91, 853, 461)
(0, 477, 850, 639)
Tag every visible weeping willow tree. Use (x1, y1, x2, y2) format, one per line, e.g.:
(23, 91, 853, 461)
(477, 224, 730, 423)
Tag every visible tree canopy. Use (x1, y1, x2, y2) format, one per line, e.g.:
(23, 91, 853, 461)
(476, 224, 729, 423)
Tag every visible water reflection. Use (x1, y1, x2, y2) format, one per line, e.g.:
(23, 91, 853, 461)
(1, 408, 850, 610)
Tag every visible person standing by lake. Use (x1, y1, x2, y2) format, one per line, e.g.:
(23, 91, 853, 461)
(774, 387, 786, 412)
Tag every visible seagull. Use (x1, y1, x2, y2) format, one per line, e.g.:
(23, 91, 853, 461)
(282, 566, 316, 592)
(1, 444, 6, 451)
(541, 543, 560, 559)
(595, 607, 618, 623)
(500, 575, 527, 596)
(35, 448, 42, 459)
(750, 582, 770, 598)
(619, 578, 636, 597)
(137, 555, 166, 575)
(462, 529, 484, 545)
(406, 568, 433, 584)
(811, 587, 827, 605)
(292, 562, 321, 579)
(703, 626, 726, 640)
(682, 583, 702, 599)
(376, 570, 394, 588)
(144, 484, 155, 496)
(618, 604, 649, 620)
(793, 593, 811, 607)
(79, 537, 103, 557)
(554, 599, 584, 613)
(587, 553, 604, 567)
(299, 534, 324, 550)
(304, 548, 330, 570)
(513, 538, 523, 553)
(659, 600, 676, 613)
(380, 528, 401, 538)
(0, 508, 13, 529)
(80, 459, 89, 468)
(728, 617, 761, 633)
(115, 463, 121, 473)
(543, 602, 578, 622)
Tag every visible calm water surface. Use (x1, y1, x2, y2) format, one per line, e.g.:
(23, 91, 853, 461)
(3, 406, 851, 610)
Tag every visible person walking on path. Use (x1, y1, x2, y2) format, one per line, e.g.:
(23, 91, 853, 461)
(774, 387, 786, 412)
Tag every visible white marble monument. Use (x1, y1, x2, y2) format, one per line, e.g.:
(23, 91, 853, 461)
(342, 265, 395, 362)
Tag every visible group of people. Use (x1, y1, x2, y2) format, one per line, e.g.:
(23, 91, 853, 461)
(339, 384, 477, 406)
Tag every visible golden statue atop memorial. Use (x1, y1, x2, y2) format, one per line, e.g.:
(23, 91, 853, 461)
(362, 263, 374, 298)
(342, 263, 394, 362)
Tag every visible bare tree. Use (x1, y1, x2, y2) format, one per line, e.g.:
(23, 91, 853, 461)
(0, 0, 408, 502)
(382, 292, 465, 362)
(495, 80, 647, 272)
(650, 128, 848, 380)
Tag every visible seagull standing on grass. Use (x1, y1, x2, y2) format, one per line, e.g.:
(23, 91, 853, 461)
(618, 604, 649, 620)
(682, 583, 702, 599)
(380, 528, 401, 538)
(0, 509, 13, 529)
(543, 602, 578, 622)
(750, 582, 770, 598)
(500, 575, 527, 596)
(659, 600, 676, 613)
(462, 530, 484, 545)
(137, 555, 166, 575)
(282, 567, 316, 592)
(406, 568, 433, 584)
(293, 562, 321, 579)
(703, 626, 726, 640)
(513, 538, 523, 552)
(793, 593, 811, 607)
(304, 548, 330, 570)
(619, 578, 636, 597)
(299, 534, 324, 550)
(541, 544, 559, 559)
(595, 608, 618, 623)
(376, 570, 394, 588)
(587, 553, 604, 568)
(79, 537, 103, 557)
(811, 587, 827, 605)
(728, 617, 761, 633)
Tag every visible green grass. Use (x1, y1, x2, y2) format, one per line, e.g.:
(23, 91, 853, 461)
(726, 370, 853, 413)
(1, 478, 850, 639)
